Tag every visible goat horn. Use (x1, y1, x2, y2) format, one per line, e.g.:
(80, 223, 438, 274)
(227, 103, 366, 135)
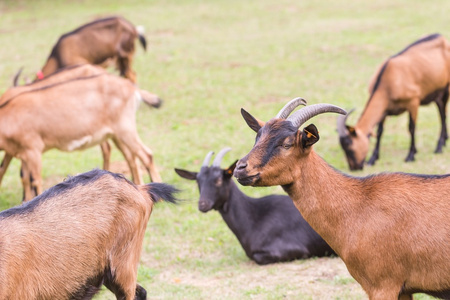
(202, 151, 214, 167)
(337, 108, 355, 137)
(286, 103, 347, 128)
(13, 67, 23, 87)
(275, 97, 307, 119)
(212, 147, 231, 167)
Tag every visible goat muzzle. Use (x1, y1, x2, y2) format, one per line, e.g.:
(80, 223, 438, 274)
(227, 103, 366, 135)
(233, 160, 260, 186)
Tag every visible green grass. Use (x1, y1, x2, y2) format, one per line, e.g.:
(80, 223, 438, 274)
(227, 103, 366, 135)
(0, 0, 448, 299)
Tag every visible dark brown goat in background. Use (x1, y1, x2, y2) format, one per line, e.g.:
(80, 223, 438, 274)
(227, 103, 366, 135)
(338, 33, 450, 170)
(0, 169, 178, 299)
(38, 16, 146, 83)
(234, 98, 450, 300)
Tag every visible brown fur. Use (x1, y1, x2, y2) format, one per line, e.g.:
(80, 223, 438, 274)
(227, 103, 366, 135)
(40, 16, 146, 83)
(235, 114, 450, 300)
(0, 64, 162, 201)
(0, 169, 175, 299)
(340, 34, 450, 170)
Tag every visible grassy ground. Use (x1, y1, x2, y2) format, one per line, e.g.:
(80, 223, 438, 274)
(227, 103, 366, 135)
(0, 0, 449, 299)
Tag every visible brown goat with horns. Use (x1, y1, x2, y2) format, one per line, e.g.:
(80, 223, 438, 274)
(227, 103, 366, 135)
(338, 33, 450, 170)
(0, 168, 178, 299)
(234, 97, 450, 300)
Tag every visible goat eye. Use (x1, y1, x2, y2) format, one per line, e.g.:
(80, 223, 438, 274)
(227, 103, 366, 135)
(283, 144, 292, 149)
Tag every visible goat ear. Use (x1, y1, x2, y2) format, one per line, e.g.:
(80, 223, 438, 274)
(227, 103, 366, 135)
(241, 108, 265, 132)
(346, 125, 357, 137)
(224, 160, 238, 178)
(301, 124, 320, 148)
(174, 168, 197, 180)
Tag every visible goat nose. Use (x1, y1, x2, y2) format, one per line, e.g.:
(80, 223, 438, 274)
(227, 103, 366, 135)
(236, 160, 247, 170)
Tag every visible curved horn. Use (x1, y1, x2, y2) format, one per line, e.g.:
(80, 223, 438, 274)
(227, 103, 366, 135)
(287, 103, 347, 128)
(13, 67, 23, 87)
(275, 97, 307, 119)
(202, 151, 214, 167)
(212, 147, 231, 167)
(337, 108, 355, 137)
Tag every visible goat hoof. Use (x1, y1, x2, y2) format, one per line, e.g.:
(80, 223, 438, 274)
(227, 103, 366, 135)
(366, 159, 376, 166)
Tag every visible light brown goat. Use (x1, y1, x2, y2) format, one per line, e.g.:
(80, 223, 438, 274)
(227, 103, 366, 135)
(234, 98, 450, 300)
(338, 33, 450, 170)
(0, 168, 178, 299)
(1, 64, 161, 186)
(0, 64, 162, 201)
(38, 16, 146, 83)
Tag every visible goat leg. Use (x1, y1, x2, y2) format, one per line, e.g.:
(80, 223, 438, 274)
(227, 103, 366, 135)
(135, 284, 147, 300)
(405, 112, 417, 162)
(367, 118, 385, 165)
(112, 137, 143, 184)
(100, 141, 112, 170)
(434, 85, 449, 153)
(0, 153, 13, 186)
(119, 134, 161, 183)
(20, 151, 43, 201)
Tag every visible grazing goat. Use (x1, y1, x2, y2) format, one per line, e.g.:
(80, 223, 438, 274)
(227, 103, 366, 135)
(38, 16, 146, 83)
(0, 64, 162, 201)
(175, 148, 335, 265)
(234, 97, 450, 300)
(0, 168, 178, 299)
(337, 33, 450, 170)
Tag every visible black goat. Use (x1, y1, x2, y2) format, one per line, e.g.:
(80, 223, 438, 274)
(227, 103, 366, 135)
(175, 147, 335, 265)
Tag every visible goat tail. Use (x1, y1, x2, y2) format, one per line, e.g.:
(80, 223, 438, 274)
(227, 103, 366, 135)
(136, 25, 147, 51)
(143, 182, 180, 204)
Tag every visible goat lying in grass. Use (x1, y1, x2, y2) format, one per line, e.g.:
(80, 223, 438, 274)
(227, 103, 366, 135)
(234, 97, 450, 300)
(175, 147, 335, 265)
(0, 168, 178, 299)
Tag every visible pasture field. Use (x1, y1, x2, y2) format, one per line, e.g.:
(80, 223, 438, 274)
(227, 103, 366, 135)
(0, 0, 449, 299)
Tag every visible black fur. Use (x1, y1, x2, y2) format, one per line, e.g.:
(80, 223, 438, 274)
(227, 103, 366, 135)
(0, 169, 129, 219)
(145, 182, 180, 204)
(69, 271, 104, 300)
(258, 121, 298, 168)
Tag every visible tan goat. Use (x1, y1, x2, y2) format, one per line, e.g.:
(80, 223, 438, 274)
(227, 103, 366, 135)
(0, 64, 162, 201)
(234, 98, 450, 300)
(0, 168, 178, 299)
(338, 33, 450, 170)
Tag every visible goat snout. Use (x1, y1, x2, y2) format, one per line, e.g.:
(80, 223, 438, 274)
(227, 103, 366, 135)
(233, 160, 260, 186)
(198, 200, 213, 212)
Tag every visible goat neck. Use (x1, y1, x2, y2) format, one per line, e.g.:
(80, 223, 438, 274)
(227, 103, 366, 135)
(355, 88, 390, 136)
(282, 150, 361, 256)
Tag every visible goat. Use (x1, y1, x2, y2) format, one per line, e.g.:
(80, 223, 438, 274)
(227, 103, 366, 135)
(337, 33, 450, 170)
(0, 168, 178, 299)
(175, 147, 335, 265)
(1, 64, 162, 188)
(233, 97, 450, 300)
(38, 16, 146, 83)
(0, 64, 162, 201)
